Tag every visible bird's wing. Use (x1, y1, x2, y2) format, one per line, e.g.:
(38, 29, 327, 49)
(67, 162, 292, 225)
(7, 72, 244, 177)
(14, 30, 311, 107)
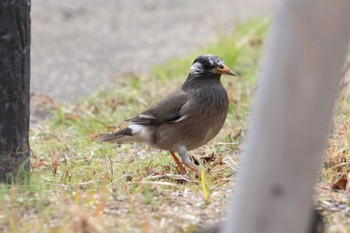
(127, 90, 189, 125)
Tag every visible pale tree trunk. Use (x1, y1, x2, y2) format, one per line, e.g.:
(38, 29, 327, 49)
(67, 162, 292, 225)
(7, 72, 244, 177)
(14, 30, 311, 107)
(222, 0, 350, 233)
(0, 0, 31, 183)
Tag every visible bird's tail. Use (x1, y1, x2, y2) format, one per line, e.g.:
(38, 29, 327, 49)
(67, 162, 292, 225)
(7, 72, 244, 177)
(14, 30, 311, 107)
(95, 125, 141, 143)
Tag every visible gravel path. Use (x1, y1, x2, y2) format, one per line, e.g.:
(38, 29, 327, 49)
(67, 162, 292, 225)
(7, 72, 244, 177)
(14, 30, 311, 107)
(31, 0, 274, 102)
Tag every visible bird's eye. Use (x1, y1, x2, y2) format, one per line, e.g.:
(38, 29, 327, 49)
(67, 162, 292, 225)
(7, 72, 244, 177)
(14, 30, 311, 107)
(219, 64, 224, 69)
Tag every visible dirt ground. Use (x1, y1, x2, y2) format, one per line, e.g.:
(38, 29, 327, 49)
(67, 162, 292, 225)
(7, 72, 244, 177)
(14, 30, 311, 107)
(31, 0, 274, 102)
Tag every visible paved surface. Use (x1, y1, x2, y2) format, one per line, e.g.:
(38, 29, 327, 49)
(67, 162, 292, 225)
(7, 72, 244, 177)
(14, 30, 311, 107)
(31, 0, 274, 102)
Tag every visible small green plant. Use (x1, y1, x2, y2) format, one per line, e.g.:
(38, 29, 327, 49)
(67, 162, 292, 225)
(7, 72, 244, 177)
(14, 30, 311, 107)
(201, 170, 211, 204)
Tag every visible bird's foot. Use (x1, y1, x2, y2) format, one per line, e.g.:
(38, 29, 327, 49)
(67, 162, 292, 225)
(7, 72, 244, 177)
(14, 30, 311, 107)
(185, 162, 201, 178)
(170, 151, 201, 178)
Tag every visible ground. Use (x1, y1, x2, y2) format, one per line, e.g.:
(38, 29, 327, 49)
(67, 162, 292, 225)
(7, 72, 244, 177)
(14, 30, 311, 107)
(4, 17, 350, 233)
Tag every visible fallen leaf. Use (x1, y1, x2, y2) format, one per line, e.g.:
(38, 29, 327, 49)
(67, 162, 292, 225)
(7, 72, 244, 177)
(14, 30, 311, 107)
(89, 133, 103, 141)
(331, 176, 347, 190)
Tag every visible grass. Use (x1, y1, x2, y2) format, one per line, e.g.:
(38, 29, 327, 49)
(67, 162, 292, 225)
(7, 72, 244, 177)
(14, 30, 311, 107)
(1, 18, 350, 232)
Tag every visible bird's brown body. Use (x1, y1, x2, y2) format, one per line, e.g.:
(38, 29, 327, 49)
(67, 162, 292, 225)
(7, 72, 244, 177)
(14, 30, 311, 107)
(151, 80, 228, 152)
(97, 55, 236, 177)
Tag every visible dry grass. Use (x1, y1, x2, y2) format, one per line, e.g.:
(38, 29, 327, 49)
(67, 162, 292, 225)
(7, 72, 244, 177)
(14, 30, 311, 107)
(317, 66, 350, 232)
(2, 19, 350, 233)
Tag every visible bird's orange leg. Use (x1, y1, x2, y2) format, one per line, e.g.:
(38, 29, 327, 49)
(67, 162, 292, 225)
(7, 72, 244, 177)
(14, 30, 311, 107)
(169, 151, 187, 175)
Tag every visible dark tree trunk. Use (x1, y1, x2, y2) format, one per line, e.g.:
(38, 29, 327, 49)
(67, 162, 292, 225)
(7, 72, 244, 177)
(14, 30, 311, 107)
(0, 0, 31, 183)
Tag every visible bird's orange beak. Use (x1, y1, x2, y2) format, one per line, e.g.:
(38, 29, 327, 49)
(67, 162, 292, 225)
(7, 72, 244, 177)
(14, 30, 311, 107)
(218, 65, 237, 76)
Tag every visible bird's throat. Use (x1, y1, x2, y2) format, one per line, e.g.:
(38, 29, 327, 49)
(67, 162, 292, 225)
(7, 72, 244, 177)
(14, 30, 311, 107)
(182, 73, 222, 91)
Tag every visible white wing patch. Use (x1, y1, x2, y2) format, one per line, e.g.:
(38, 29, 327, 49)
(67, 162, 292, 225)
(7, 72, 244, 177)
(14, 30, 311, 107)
(138, 114, 156, 119)
(171, 115, 187, 123)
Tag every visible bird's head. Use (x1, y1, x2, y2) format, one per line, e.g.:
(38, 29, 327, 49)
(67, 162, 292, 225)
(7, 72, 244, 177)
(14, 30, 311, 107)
(190, 54, 237, 77)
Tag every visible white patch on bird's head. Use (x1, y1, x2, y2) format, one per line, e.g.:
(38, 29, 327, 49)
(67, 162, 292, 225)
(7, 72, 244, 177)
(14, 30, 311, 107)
(190, 62, 204, 75)
(207, 56, 215, 66)
(190, 54, 226, 75)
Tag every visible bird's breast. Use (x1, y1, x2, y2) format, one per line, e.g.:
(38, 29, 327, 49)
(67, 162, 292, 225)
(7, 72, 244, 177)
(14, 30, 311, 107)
(183, 87, 229, 149)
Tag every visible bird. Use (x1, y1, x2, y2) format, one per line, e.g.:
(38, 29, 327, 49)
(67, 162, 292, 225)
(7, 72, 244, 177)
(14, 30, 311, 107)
(96, 54, 237, 177)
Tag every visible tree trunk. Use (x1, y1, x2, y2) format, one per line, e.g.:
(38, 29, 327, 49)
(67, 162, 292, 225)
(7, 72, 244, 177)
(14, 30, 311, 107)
(222, 0, 350, 233)
(0, 0, 31, 183)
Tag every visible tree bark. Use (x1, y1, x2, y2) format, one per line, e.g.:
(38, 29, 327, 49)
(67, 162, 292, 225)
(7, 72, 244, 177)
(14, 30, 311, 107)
(222, 0, 350, 233)
(0, 0, 31, 183)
